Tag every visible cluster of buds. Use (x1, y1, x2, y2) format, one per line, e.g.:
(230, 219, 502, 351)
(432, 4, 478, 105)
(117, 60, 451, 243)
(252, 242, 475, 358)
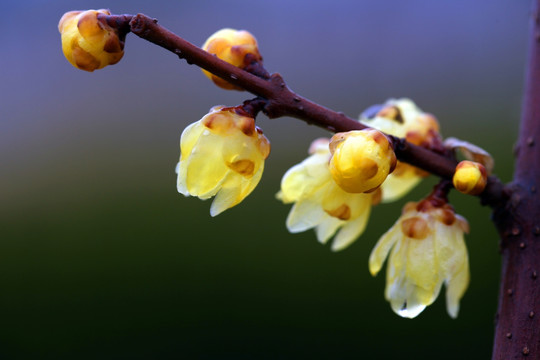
(58, 9, 126, 72)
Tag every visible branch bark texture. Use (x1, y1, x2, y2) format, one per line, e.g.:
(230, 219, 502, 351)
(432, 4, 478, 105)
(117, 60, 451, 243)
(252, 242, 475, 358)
(491, 1, 540, 358)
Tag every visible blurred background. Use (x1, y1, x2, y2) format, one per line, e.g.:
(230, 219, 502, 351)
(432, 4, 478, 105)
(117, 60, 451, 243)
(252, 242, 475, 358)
(0, 1, 530, 358)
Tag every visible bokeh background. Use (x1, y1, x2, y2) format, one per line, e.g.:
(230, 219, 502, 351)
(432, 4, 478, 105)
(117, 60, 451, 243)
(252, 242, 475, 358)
(1, 1, 530, 358)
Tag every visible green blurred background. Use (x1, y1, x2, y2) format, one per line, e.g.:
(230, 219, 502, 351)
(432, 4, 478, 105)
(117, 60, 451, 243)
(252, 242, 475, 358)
(0, 1, 528, 358)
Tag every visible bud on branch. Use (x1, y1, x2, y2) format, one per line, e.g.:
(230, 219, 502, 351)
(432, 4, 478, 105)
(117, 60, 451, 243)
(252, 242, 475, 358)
(60, 11, 508, 209)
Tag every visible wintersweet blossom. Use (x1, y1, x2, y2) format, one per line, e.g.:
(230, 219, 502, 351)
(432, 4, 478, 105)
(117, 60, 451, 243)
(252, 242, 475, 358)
(369, 198, 470, 318)
(58, 9, 125, 71)
(277, 138, 379, 252)
(201, 28, 261, 90)
(176, 106, 270, 216)
(360, 99, 441, 202)
(328, 129, 396, 194)
(453, 160, 487, 195)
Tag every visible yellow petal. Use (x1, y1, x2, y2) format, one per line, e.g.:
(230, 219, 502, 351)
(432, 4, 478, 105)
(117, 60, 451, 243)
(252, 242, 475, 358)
(315, 216, 342, 244)
(331, 211, 370, 252)
(368, 225, 400, 276)
(184, 134, 229, 198)
(445, 259, 469, 319)
(210, 163, 264, 216)
(279, 152, 330, 203)
(180, 121, 206, 161)
(385, 238, 442, 318)
(436, 222, 470, 318)
(380, 169, 422, 203)
(286, 198, 326, 233)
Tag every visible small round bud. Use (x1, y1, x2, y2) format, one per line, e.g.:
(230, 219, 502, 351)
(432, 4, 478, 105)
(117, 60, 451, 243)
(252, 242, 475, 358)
(452, 160, 487, 195)
(58, 9, 125, 72)
(201, 29, 262, 90)
(329, 129, 397, 193)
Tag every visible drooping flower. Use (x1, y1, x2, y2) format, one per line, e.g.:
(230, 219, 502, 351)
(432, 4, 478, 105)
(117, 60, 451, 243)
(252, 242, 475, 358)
(201, 28, 262, 90)
(328, 129, 396, 194)
(277, 138, 379, 252)
(58, 9, 125, 72)
(360, 99, 441, 202)
(369, 195, 470, 318)
(177, 106, 270, 216)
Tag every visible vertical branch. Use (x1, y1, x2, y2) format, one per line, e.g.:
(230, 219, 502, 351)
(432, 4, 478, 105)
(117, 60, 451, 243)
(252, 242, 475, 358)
(491, 0, 540, 358)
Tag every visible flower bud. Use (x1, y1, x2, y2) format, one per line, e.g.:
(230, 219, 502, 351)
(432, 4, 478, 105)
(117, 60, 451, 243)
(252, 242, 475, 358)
(359, 99, 441, 202)
(201, 29, 262, 90)
(329, 129, 396, 193)
(452, 160, 487, 195)
(58, 9, 125, 72)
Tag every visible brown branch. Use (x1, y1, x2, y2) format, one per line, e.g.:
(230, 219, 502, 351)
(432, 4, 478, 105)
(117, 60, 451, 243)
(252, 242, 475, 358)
(98, 9, 540, 358)
(491, 1, 540, 358)
(104, 12, 507, 206)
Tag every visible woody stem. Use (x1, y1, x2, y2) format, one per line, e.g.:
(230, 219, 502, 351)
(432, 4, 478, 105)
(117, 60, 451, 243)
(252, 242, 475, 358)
(102, 12, 507, 208)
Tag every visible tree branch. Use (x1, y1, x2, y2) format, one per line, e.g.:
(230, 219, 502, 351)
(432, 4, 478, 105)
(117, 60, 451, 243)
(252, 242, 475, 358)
(103, 12, 507, 207)
(491, 1, 540, 358)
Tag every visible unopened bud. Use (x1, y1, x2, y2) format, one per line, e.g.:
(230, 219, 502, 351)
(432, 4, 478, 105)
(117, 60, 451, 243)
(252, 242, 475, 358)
(58, 9, 125, 72)
(201, 28, 262, 90)
(453, 160, 487, 195)
(329, 129, 397, 193)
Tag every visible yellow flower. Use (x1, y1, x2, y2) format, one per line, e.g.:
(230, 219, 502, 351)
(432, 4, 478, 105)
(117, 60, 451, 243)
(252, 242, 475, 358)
(201, 28, 262, 90)
(58, 9, 125, 72)
(360, 99, 440, 202)
(278, 139, 378, 252)
(453, 160, 487, 195)
(176, 106, 270, 216)
(329, 129, 396, 193)
(369, 199, 470, 318)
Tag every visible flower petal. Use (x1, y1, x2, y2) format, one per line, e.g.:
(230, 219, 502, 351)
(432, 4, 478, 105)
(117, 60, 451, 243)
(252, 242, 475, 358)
(380, 170, 422, 203)
(445, 259, 469, 319)
(330, 204, 371, 252)
(210, 163, 264, 217)
(315, 216, 342, 244)
(184, 134, 229, 198)
(368, 225, 400, 276)
(286, 198, 325, 233)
